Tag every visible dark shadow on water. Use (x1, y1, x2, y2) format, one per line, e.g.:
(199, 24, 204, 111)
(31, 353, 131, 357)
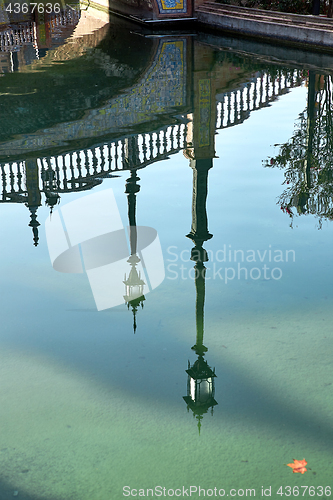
(0, 481, 62, 500)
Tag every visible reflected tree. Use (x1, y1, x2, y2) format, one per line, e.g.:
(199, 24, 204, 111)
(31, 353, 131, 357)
(264, 71, 333, 226)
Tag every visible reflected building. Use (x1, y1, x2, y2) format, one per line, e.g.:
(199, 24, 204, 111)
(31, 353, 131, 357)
(183, 179, 218, 432)
(0, 4, 81, 72)
(0, 27, 308, 251)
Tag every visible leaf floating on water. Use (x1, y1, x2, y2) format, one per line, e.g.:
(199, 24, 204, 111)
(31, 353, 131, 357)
(287, 458, 307, 474)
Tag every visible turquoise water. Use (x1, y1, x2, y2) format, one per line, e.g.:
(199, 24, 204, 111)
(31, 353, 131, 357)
(0, 8, 333, 500)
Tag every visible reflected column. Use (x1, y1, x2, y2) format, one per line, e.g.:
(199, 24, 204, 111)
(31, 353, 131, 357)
(183, 158, 217, 433)
(25, 158, 41, 246)
(182, 40, 218, 429)
(294, 71, 318, 215)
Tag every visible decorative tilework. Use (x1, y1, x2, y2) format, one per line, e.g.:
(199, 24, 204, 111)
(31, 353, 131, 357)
(0, 39, 187, 155)
(108, 39, 186, 128)
(156, 0, 187, 14)
(198, 79, 211, 147)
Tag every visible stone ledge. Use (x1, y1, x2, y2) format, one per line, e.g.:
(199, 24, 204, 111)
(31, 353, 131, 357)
(196, 2, 333, 49)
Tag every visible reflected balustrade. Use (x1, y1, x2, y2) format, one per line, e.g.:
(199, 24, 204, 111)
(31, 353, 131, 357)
(0, 67, 306, 203)
(216, 69, 304, 129)
(0, 123, 187, 200)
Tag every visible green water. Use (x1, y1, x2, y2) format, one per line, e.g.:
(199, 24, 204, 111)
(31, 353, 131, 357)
(0, 7, 333, 500)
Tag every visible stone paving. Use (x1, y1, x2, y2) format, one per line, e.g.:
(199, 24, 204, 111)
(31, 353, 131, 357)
(196, 2, 333, 50)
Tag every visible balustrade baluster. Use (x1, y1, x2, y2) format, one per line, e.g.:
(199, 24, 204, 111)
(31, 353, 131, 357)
(113, 142, 119, 170)
(163, 128, 169, 153)
(17, 162, 24, 193)
(74, 152, 81, 180)
(147, 133, 153, 161)
(40, 158, 46, 191)
(156, 131, 161, 157)
(9, 162, 15, 192)
(85, 149, 91, 177)
(239, 87, 245, 120)
(91, 148, 98, 174)
(128, 136, 136, 168)
(121, 140, 127, 170)
(56, 155, 65, 192)
(0, 164, 7, 200)
(99, 145, 107, 173)
(278, 70, 282, 93)
(227, 93, 232, 126)
(108, 143, 114, 171)
(271, 76, 276, 99)
(78, 150, 85, 178)
(258, 74, 263, 106)
(177, 124, 182, 149)
(67, 153, 75, 188)
(142, 134, 148, 163)
(250, 81, 255, 110)
(265, 73, 270, 105)
(177, 125, 182, 149)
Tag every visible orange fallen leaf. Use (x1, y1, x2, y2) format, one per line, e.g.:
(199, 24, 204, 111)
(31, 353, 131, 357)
(287, 458, 307, 474)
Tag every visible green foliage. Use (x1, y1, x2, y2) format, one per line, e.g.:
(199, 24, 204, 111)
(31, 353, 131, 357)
(216, 0, 321, 14)
(258, 0, 312, 14)
(264, 74, 333, 223)
(216, 0, 265, 6)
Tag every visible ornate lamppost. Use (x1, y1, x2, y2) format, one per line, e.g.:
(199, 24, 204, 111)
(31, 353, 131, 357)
(183, 158, 217, 433)
(183, 251, 217, 433)
(183, 42, 219, 431)
(123, 168, 145, 333)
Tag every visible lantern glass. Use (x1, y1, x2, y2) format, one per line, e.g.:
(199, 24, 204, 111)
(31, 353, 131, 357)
(190, 377, 213, 404)
(130, 285, 143, 298)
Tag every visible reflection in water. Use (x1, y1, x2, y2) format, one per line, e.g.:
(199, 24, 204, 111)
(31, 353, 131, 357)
(44, 187, 164, 311)
(2, 17, 333, 497)
(182, 49, 218, 431)
(25, 158, 41, 246)
(0, 3, 81, 72)
(183, 159, 217, 433)
(265, 72, 333, 225)
(124, 169, 146, 333)
(0, 33, 306, 249)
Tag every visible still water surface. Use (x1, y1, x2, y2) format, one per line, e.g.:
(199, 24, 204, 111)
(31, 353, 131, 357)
(0, 7, 333, 500)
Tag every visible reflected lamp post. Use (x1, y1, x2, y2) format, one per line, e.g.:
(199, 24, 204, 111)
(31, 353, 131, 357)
(123, 168, 145, 333)
(123, 257, 145, 334)
(184, 355, 217, 433)
(183, 46, 219, 431)
(183, 156, 217, 433)
(25, 158, 41, 246)
(183, 248, 217, 434)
